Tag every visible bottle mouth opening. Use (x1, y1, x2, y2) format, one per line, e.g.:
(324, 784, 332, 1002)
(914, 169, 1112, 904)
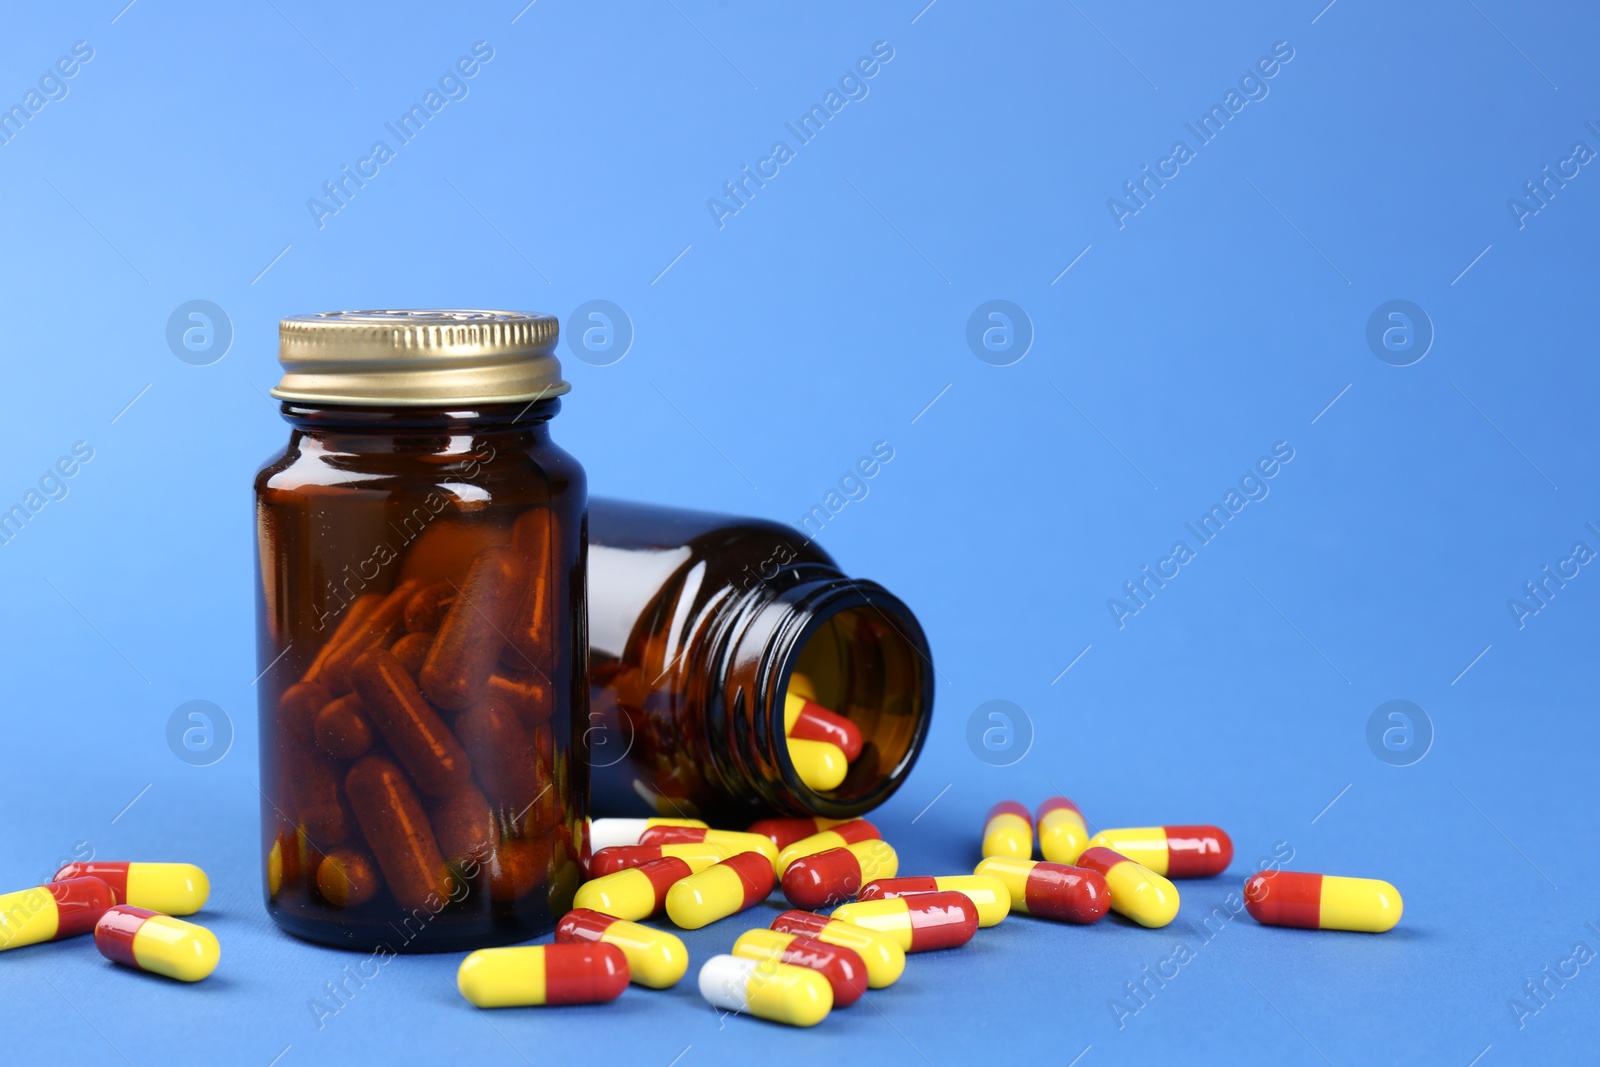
(762, 581, 933, 816)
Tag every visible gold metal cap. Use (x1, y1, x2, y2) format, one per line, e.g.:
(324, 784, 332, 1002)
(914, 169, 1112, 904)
(272, 309, 568, 407)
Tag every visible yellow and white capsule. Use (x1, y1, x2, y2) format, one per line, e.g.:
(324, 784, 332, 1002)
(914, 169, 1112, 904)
(94, 906, 220, 982)
(1075, 847, 1179, 928)
(786, 738, 847, 792)
(54, 862, 209, 915)
(699, 954, 833, 1027)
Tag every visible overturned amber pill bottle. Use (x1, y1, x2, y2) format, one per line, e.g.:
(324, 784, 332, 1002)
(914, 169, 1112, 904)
(254, 310, 587, 952)
(587, 498, 933, 825)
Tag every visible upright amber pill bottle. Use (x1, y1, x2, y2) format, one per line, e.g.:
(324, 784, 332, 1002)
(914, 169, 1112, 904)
(587, 498, 933, 825)
(254, 310, 587, 952)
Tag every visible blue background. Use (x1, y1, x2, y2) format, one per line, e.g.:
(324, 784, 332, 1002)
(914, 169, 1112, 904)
(1, 1, 1594, 1063)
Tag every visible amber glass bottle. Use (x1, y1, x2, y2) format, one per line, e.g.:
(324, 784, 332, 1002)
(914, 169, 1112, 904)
(254, 310, 587, 952)
(586, 497, 933, 826)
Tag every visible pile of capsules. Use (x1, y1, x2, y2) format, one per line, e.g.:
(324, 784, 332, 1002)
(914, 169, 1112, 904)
(270, 523, 567, 917)
(975, 799, 1401, 934)
(457, 799, 1404, 1026)
(0, 861, 218, 981)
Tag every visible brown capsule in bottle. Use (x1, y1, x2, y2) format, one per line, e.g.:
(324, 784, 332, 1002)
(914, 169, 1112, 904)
(486, 670, 552, 728)
(396, 519, 510, 586)
(317, 848, 381, 907)
(345, 754, 451, 912)
(293, 748, 353, 847)
(431, 782, 498, 866)
(500, 508, 554, 671)
(303, 594, 382, 688)
(421, 548, 527, 712)
(351, 648, 473, 797)
(321, 580, 423, 695)
(485, 837, 550, 904)
(278, 680, 331, 746)
(314, 694, 374, 760)
(404, 581, 455, 635)
(390, 632, 433, 680)
(454, 699, 541, 810)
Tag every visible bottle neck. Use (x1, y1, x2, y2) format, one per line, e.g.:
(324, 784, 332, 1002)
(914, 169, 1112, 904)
(709, 563, 934, 818)
(278, 399, 560, 453)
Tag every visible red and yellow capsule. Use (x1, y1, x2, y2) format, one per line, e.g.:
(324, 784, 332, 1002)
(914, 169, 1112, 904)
(784, 692, 863, 760)
(786, 672, 817, 700)
(0, 878, 113, 951)
(975, 857, 1109, 924)
(1036, 797, 1090, 864)
(776, 820, 881, 873)
(588, 817, 708, 852)
(787, 737, 848, 792)
(54, 862, 209, 916)
(1076, 847, 1179, 928)
(637, 827, 780, 873)
(771, 910, 905, 988)
(858, 874, 1011, 927)
(94, 906, 220, 982)
(458, 943, 631, 1007)
(747, 816, 853, 851)
(1087, 825, 1233, 878)
(733, 928, 868, 1006)
(665, 852, 775, 929)
(589, 842, 731, 878)
(556, 908, 688, 988)
(831, 891, 979, 952)
(781, 841, 899, 910)
(1244, 871, 1402, 933)
(982, 801, 1033, 859)
(573, 856, 711, 920)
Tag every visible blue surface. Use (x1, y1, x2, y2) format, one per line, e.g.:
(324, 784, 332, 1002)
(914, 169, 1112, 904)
(1, 1, 1595, 1063)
